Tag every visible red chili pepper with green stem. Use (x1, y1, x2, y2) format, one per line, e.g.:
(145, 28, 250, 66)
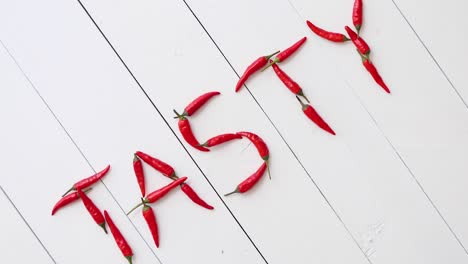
(104, 210, 133, 264)
(262, 37, 307, 70)
(236, 131, 271, 179)
(353, 0, 363, 33)
(127, 177, 187, 215)
(182, 91, 220, 117)
(306, 21, 349, 42)
(236, 132, 269, 161)
(77, 188, 107, 234)
(136, 151, 175, 178)
(271, 61, 310, 103)
(141, 199, 159, 248)
(181, 183, 214, 210)
(51, 188, 91, 215)
(174, 110, 210, 152)
(62, 165, 110, 197)
(200, 133, 242, 147)
(133, 155, 145, 197)
(225, 162, 267, 196)
(235, 50, 280, 92)
(296, 96, 336, 135)
(345, 26, 370, 56)
(358, 52, 390, 93)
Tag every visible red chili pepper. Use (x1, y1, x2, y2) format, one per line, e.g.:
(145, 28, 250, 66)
(353, 0, 363, 33)
(271, 61, 310, 103)
(181, 183, 214, 210)
(236, 131, 269, 161)
(225, 162, 267, 196)
(127, 177, 187, 215)
(306, 21, 349, 42)
(51, 188, 91, 215)
(104, 210, 133, 264)
(62, 165, 110, 196)
(263, 37, 307, 70)
(135, 151, 175, 178)
(296, 96, 336, 135)
(235, 50, 280, 92)
(200, 133, 242, 147)
(345, 26, 370, 56)
(77, 188, 107, 234)
(183, 91, 220, 116)
(173, 110, 210, 152)
(133, 155, 145, 197)
(142, 200, 159, 248)
(360, 55, 390, 94)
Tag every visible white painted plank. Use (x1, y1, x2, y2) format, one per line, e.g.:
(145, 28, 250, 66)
(0, 187, 53, 264)
(0, 45, 159, 264)
(289, 0, 468, 250)
(176, 0, 467, 263)
(392, 0, 468, 104)
(0, 1, 265, 264)
(0, 0, 369, 263)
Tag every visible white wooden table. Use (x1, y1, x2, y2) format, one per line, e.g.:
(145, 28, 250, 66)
(1, 0, 467, 263)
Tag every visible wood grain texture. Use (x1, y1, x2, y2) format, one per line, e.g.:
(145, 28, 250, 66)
(0, 0, 467, 263)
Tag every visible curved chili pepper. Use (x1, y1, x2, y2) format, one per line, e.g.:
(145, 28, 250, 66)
(225, 162, 267, 196)
(104, 211, 133, 264)
(271, 61, 310, 103)
(181, 183, 214, 210)
(183, 91, 220, 116)
(201, 133, 242, 147)
(142, 199, 159, 248)
(133, 155, 145, 197)
(353, 0, 363, 33)
(345, 26, 370, 56)
(236, 132, 269, 161)
(296, 96, 336, 135)
(173, 110, 210, 152)
(136, 151, 175, 178)
(51, 188, 91, 215)
(62, 165, 110, 196)
(127, 177, 187, 215)
(306, 21, 349, 42)
(359, 55, 390, 93)
(77, 188, 107, 234)
(235, 50, 280, 92)
(263, 37, 307, 70)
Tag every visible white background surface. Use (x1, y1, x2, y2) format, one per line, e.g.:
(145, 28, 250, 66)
(1, 0, 467, 263)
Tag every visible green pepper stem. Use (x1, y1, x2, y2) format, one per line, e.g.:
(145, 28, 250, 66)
(298, 91, 310, 104)
(126, 202, 144, 215)
(99, 223, 108, 234)
(260, 57, 279, 72)
(224, 189, 239, 197)
(62, 186, 74, 197)
(295, 96, 307, 110)
(267, 161, 271, 180)
(126, 256, 133, 264)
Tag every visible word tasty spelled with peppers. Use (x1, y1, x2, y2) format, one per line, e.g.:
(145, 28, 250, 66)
(52, 3, 398, 261)
(307, 0, 390, 93)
